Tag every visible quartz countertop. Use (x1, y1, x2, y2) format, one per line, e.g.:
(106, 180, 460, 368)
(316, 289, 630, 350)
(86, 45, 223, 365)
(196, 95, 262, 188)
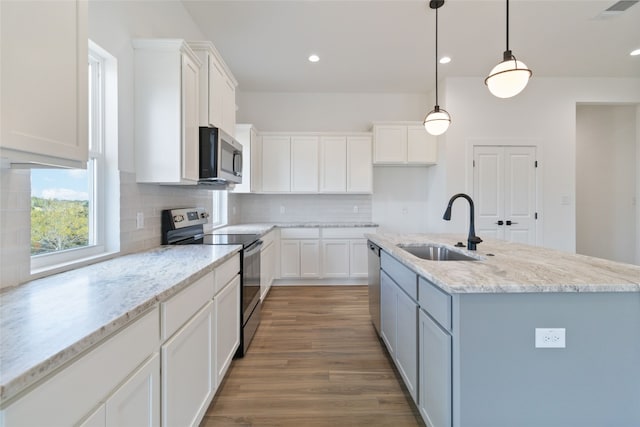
(0, 245, 240, 404)
(368, 232, 640, 294)
(211, 222, 378, 236)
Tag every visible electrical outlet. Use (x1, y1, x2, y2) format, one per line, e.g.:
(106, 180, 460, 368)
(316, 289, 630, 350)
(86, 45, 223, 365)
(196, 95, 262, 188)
(535, 328, 566, 348)
(280, 206, 286, 214)
(353, 205, 359, 213)
(136, 212, 144, 230)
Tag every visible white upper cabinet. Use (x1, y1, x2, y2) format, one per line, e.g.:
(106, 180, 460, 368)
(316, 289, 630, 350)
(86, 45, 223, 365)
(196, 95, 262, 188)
(0, 0, 88, 168)
(188, 41, 238, 137)
(261, 135, 291, 192)
(232, 124, 261, 193)
(373, 122, 437, 165)
(346, 136, 373, 193)
(133, 39, 201, 184)
(320, 136, 347, 193)
(291, 136, 319, 192)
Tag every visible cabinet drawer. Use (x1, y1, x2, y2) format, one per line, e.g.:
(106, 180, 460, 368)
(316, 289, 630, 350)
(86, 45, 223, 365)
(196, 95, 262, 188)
(215, 254, 240, 294)
(418, 277, 452, 331)
(161, 272, 214, 340)
(2, 308, 159, 426)
(322, 227, 374, 239)
(280, 228, 320, 239)
(381, 251, 417, 300)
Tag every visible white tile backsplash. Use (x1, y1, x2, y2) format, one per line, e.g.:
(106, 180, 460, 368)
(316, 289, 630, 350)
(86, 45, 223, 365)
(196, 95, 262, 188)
(229, 193, 373, 224)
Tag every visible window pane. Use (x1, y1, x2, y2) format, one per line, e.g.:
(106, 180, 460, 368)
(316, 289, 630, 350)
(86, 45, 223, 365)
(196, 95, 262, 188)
(31, 168, 90, 255)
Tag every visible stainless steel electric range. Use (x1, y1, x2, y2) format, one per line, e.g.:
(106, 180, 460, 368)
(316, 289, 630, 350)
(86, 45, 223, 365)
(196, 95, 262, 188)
(161, 207, 262, 357)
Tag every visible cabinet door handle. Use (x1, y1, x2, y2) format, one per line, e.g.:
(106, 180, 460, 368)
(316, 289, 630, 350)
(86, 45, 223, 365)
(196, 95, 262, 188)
(506, 220, 518, 226)
(495, 220, 504, 225)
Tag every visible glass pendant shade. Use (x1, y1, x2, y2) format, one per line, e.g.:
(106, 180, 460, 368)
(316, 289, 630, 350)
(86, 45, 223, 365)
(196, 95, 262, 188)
(424, 106, 451, 136)
(485, 54, 532, 98)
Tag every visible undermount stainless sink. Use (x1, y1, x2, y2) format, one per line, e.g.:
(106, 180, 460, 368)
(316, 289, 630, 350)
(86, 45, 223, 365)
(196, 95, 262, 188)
(397, 244, 479, 261)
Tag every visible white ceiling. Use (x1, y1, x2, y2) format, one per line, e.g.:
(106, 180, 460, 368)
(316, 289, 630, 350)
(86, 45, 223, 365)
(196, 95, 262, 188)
(182, 0, 640, 93)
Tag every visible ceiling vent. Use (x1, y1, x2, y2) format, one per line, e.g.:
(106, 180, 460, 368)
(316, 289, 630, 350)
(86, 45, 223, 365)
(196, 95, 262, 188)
(594, 0, 638, 18)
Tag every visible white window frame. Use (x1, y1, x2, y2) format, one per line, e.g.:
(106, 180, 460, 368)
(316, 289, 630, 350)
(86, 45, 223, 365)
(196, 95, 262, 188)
(209, 191, 228, 229)
(31, 41, 117, 273)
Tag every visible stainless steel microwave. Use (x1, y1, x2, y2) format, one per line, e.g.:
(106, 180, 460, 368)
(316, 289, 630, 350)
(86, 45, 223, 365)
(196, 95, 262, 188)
(199, 127, 243, 184)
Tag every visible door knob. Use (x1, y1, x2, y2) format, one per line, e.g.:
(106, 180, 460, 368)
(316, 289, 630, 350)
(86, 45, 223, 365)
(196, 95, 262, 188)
(495, 220, 504, 225)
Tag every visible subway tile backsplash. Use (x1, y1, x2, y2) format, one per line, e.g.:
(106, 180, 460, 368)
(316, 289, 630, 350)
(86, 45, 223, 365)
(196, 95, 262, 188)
(229, 193, 373, 224)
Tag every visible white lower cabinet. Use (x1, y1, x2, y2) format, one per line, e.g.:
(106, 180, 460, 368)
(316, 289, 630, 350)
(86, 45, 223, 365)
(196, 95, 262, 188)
(106, 353, 160, 427)
(349, 240, 368, 278)
(215, 275, 241, 385)
(162, 301, 214, 427)
(260, 238, 276, 300)
(380, 271, 397, 357)
(419, 309, 452, 427)
(80, 353, 161, 427)
(2, 308, 159, 427)
(280, 228, 320, 279)
(321, 239, 350, 277)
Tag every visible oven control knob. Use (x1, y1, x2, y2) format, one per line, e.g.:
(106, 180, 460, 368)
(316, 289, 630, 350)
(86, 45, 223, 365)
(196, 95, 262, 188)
(200, 212, 209, 219)
(173, 214, 184, 223)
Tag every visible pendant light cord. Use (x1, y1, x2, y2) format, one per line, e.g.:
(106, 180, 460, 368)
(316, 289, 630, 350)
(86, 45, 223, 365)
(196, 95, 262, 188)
(505, 0, 510, 52)
(435, 6, 439, 106)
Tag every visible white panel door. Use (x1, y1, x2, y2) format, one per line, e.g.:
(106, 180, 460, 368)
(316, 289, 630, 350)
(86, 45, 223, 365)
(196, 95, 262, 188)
(106, 354, 160, 427)
(474, 145, 537, 245)
(374, 125, 406, 164)
(407, 126, 437, 164)
(208, 55, 224, 128)
(262, 136, 291, 192)
(181, 53, 200, 182)
(291, 136, 319, 192)
(162, 302, 214, 427)
(320, 136, 347, 192)
(300, 240, 320, 278)
(215, 276, 240, 385)
(347, 136, 373, 193)
(280, 240, 301, 278)
(322, 240, 350, 277)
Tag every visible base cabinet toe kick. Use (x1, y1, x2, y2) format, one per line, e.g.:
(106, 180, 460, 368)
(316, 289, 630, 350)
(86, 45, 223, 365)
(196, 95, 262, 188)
(374, 249, 640, 427)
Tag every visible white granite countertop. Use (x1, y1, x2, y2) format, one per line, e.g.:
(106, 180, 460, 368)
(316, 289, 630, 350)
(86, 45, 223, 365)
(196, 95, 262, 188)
(368, 232, 640, 294)
(211, 222, 378, 236)
(0, 245, 240, 404)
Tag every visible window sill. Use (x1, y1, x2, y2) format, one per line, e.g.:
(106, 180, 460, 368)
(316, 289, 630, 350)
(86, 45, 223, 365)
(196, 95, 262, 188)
(30, 251, 121, 281)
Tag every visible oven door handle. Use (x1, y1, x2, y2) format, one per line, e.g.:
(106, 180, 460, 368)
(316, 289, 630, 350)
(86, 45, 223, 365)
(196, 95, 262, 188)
(244, 240, 263, 257)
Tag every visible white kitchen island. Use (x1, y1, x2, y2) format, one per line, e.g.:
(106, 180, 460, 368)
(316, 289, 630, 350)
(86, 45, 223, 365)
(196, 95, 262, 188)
(368, 232, 640, 427)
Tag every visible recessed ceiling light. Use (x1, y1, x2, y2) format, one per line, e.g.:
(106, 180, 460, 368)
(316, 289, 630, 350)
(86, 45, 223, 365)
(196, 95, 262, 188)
(308, 54, 320, 63)
(631, 48, 640, 56)
(439, 56, 451, 64)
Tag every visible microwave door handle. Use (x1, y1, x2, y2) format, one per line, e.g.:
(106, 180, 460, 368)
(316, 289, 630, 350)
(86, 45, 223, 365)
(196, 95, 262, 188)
(233, 151, 243, 176)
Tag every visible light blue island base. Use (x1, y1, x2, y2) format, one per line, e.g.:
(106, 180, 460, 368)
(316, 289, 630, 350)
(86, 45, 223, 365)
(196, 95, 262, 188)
(453, 291, 640, 427)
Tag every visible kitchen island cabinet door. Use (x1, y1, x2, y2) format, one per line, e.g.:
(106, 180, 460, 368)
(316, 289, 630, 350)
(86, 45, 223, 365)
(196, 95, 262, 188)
(380, 271, 397, 357)
(419, 309, 452, 427)
(161, 301, 214, 427)
(395, 289, 418, 403)
(0, 0, 88, 168)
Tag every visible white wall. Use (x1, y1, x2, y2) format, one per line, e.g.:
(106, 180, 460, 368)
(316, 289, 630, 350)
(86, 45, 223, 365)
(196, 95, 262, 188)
(427, 77, 640, 253)
(89, 0, 208, 173)
(576, 105, 637, 264)
(236, 92, 429, 132)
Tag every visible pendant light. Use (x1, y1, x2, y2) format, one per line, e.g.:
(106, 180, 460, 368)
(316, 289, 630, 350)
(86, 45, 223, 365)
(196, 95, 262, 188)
(485, 0, 532, 98)
(423, 0, 451, 136)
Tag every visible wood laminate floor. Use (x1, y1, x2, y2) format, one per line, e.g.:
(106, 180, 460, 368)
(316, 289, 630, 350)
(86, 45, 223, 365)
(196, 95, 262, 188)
(200, 285, 424, 427)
